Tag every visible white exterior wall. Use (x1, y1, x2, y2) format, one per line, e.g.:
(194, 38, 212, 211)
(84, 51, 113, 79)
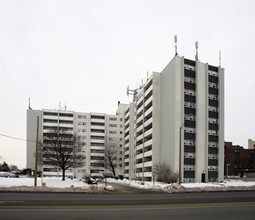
(195, 62, 208, 181)
(26, 109, 43, 171)
(248, 139, 255, 149)
(160, 56, 183, 173)
(218, 67, 225, 182)
(151, 73, 161, 175)
(124, 103, 135, 179)
(27, 106, 127, 179)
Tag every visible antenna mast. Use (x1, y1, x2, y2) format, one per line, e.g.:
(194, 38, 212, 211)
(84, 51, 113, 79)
(28, 98, 32, 110)
(174, 35, 178, 56)
(219, 51, 221, 67)
(195, 41, 199, 61)
(127, 86, 142, 102)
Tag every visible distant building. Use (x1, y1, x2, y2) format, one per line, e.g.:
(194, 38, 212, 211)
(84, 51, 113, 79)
(26, 103, 127, 179)
(248, 139, 255, 149)
(224, 141, 255, 177)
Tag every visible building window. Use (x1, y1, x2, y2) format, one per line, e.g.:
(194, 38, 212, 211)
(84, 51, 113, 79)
(78, 122, 86, 126)
(109, 117, 117, 121)
(78, 115, 86, 119)
(109, 130, 117, 134)
(109, 124, 117, 127)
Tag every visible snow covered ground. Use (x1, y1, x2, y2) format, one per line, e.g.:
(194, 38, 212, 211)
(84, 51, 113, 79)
(106, 178, 255, 192)
(0, 175, 255, 193)
(0, 175, 112, 193)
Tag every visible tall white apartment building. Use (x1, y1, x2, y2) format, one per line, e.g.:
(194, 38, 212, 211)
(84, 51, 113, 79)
(26, 103, 127, 179)
(124, 55, 224, 183)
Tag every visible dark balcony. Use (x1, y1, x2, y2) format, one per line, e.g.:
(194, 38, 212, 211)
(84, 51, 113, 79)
(184, 158, 195, 165)
(185, 107, 196, 115)
(208, 147, 218, 154)
(185, 82, 196, 90)
(184, 133, 195, 140)
(209, 87, 218, 95)
(208, 171, 218, 179)
(209, 99, 219, 107)
(185, 94, 196, 103)
(184, 69, 195, 78)
(209, 75, 218, 83)
(208, 65, 218, 72)
(209, 135, 218, 142)
(208, 159, 218, 166)
(184, 120, 196, 128)
(209, 111, 218, 119)
(184, 171, 195, 178)
(209, 123, 218, 130)
(184, 145, 196, 153)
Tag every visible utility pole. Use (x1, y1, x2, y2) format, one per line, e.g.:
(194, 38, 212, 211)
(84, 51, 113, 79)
(34, 116, 39, 187)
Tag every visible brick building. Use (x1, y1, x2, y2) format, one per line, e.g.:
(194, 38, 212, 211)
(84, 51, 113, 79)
(224, 142, 255, 177)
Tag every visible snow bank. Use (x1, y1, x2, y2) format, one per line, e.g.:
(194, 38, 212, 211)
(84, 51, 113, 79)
(106, 178, 255, 193)
(0, 177, 113, 193)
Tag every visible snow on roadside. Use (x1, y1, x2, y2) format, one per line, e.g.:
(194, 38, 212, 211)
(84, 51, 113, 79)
(0, 176, 113, 193)
(1, 176, 255, 193)
(106, 178, 255, 192)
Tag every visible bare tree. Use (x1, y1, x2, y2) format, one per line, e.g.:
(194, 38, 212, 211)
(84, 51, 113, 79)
(0, 162, 10, 172)
(104, 140, 121, 178)
(153, 162, 178, 183)
(40, 129, 85, 180)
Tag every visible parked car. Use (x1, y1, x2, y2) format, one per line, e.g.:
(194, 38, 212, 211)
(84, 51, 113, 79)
(0, 172, 8, 177)
(85, 176, 97, 185)
(0, 172, 19, 178)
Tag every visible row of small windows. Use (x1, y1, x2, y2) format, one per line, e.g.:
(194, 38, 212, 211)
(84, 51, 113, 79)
(43, 112, 73, 117)
(78, 115, 86, 119)
(78, 115, 123, 121)
(78, 122, 119, 128)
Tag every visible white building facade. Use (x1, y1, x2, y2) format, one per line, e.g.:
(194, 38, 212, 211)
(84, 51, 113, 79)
(26, 103, 127, 179)
(27, 55, 224, 183)
(124, 55, 224, 183)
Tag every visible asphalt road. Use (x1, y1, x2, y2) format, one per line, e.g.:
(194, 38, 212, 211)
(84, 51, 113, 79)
(0, 191, 255, 220)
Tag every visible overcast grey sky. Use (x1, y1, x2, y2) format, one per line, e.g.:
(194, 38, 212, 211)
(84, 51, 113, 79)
(0, 0, 254, 168)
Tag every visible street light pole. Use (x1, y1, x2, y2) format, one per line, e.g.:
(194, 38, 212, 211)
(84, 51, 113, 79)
(178, 122, 185, 185)
(178, 113, 193, 185)
(227, 164, 230, 179)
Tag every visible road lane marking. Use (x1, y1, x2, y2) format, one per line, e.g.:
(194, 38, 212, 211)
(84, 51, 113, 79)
(1, 202, 255, 212)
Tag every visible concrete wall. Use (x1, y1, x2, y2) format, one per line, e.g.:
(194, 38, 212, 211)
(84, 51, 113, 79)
(151, 72, 161, 168)
(26, 109, 43, 170)
(195, 62, 208, 182)
(218, 67, 225, 181)
(160, 56, 182, 174)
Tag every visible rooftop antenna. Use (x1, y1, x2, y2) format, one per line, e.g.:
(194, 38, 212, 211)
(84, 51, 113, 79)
(59, 101, 61, 110)
(28, 98, 32, 110)
(64, 102, 67, 111)
(127, 84, 142, 102)
(147, 71, 149, 81)
(219, 51, 221, 67)
(174, 35, 178, 56)
(195, 41, 199, 61)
